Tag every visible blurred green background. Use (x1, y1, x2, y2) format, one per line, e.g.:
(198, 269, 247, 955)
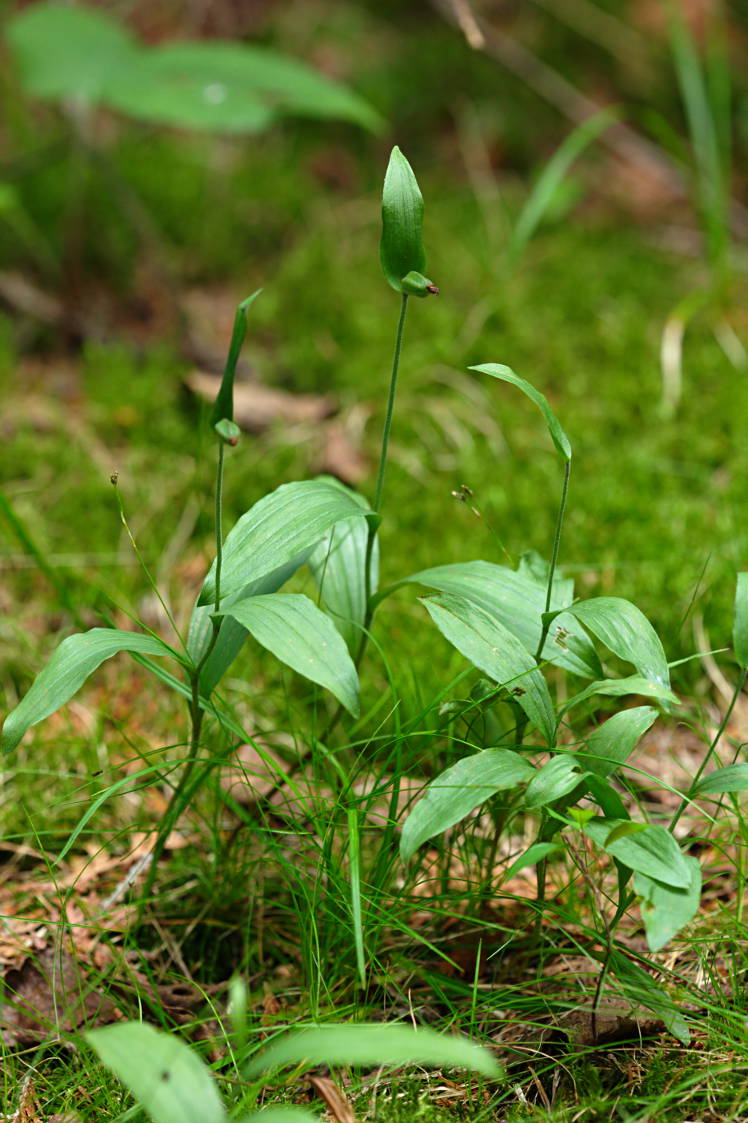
(2, 0, 748, 706)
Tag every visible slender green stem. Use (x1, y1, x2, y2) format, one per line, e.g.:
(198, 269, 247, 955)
(358, 293, 409, 667)
(534, 458, 572, 663)
(373, 293, 409, 517)
(669, 667, 747, 833)
(140, 441, 228, 910)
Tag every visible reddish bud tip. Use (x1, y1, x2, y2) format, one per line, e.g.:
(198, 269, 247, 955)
(426, 284, 440, 295)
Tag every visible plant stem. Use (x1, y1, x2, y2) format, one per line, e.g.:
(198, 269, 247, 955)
(140, 441, 228, 911)
(358, 292, 409, 665)
(534, 458, 572, 663)
(669, 667, 747, 833)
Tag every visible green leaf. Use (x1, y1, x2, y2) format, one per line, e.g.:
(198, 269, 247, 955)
(2, 629, 178, 754)
(400, 749, 535, 862)
(188, 553, 313, 693)
(471, 364, 572, 462)
(218, 594, 360, 717)
(524, 754, 587, 809)
(605, 949, 690, 1043)
(247, 1023, 502, 1079)
(396, 561, 601, 679)
(380, 147, 432, 294)
(200, 479, 370, 607)
(209, 291, 261, 428)
(583, 706, 658, 778)
(734, 573, 748, 667)
(309, 481, 377, 654)
(104, 42, 379, 134)
(693, 762, 748, 796)
(584, 819, 691, 888)
(563, 674, 678, 713)
(635, 856, 701, 952)
(86, 1022, 225, 1123)
(421, 593, 557, 744)
(6, 2, 139, 101)
(562, 598, 670, 689)
(503, 842, 564, 881)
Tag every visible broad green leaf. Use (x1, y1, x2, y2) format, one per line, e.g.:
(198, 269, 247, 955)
(6, 2, 139, 101)
(503, 842, 564, 881)
(584, 819, 691, 888)
(524, 753, 587, 809)
(247, 1022, 502, 1079)
(635, 856, 701, 953)
(103, 41, 380, 134)
(562, 598, 670, 689)
(86, 1022, 225, 1123)
(563, 674, 678, 713)
(218, 594, 360, 716)
(422, 593, 557, 744)
(583, 706, 658, 778)
(200, 479, 370, 607)
(209, 291, 261, 428)
(693, 762, 748, 796)
(471, 364, 572, 462)
(400, 749, 535, 862)
(2, 629, 178, 754)
(309, 481, 377, 654)
(187, 552, 312, 693)
(583, 774, 629, 821)
(380, 148, 434, 294)
(606, 948, 690, 1043)
(734, 573, 748, 667)
(396, 561, 600, 679)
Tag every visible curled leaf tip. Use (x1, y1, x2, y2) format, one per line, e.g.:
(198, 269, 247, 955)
(400, 270, 439, 298)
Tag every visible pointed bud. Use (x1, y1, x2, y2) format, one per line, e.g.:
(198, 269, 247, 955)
(209, 289, 262, 431)
(380, 147, 438, 296)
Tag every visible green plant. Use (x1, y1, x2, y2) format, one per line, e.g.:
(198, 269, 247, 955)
(86, 1014, 500, 1122)
(4, 146, 748, 1044)
(5, 2, 380, 135)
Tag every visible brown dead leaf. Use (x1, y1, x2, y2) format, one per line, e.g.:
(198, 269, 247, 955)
(308, 1075, 357, 1123)
(186, 370, 335, 432)
(1, 944, 119, 1046)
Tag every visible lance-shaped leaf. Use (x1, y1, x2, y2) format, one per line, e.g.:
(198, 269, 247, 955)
(187, 552, 312, 694)
(562, 674, 678, 714)
(86, 1022, 225, 1123)
(524, 753, 587, 809)
(200, 479, 370, 607)
(393, 560, 600, 679)
(309, 481, 377, 654)
(734, 572, 748, 668)
(400, 749, 535, 862)
(561, 598, 670, 689)
(584, 818, 691, 887)
(583, 706, 658, 778)
(380, 147, 436, 295)
(217, 594, 360, 716)
(471, 364, 572, 462)
(693, 762, 748, 796)
(209, 290, 261, 429)
(634, 857, 701, 953)
(2, 629, 179, 754)
(247, 1022, 501, 1079)
(421, 593, 556, 744)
